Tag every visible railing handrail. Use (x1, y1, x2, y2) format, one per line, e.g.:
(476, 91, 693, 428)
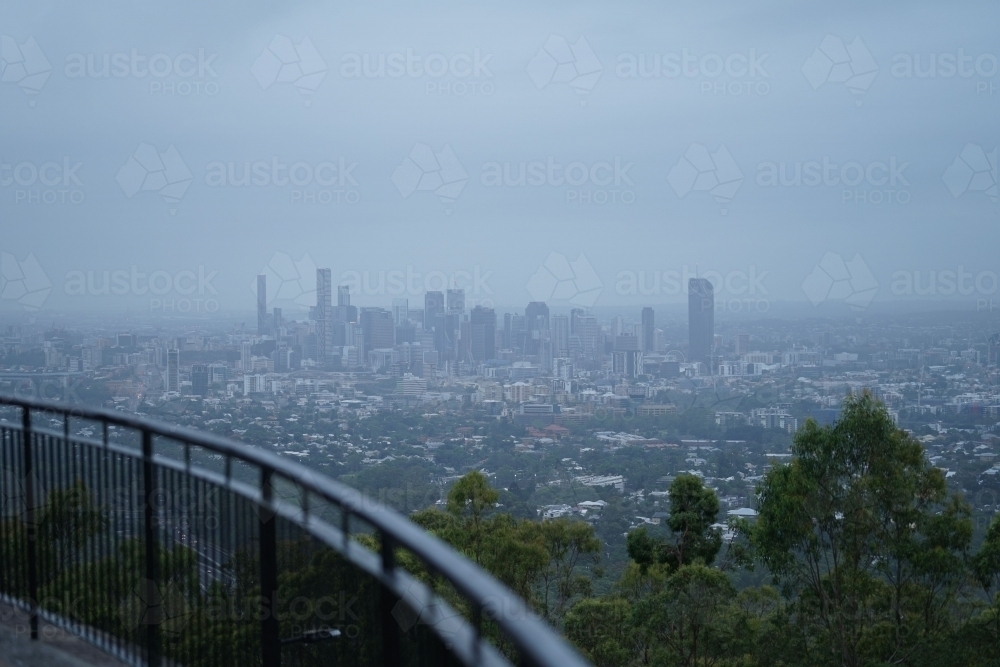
(0, 395, 591, 667)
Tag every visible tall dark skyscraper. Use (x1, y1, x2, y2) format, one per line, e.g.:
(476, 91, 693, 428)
(551, 314, 569, 356)
(641, 307, 655, 353)
(191, 364, 209, 396)
(470, 306, 496, 361)
(688, 278, 714, 370)
(525, 301, 549, 355)
(360, 308, 394, 355)
(425, 291, 444, 329)
(446, 288, 465, 315)
(256, 274, 268, 335)
(316, 269, 333, 363)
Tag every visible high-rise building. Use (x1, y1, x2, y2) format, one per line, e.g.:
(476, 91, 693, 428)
(425, 291, 444, 329)
(241, 341, 253, 372)
(735, 332, 750, 356)
(392, 298, 408, 327)
(688, 278, 715, 369)
(167, 348, 180, 392)
(551, 315, 569, 356)
(446, 289, 465, 315)
(316, 269, 333, 363)
(360, 308, 394, 355)
(525, 302, 549, 355)
(272, 307, 282, 334)
(641, 307, 655, 353)
(470, 306, 496, 361)
(338, 285, 350, 307)
(612, 350, 643, 378)
(256, 275, 268, 336)
(574, 315, 601, 355)
(191, 364, 208, 396)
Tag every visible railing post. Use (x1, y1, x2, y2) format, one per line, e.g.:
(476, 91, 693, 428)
(21, 407, 38, 641)
(380, 533, 401, 667)
(142, 429, 161, 667)
(259, 467, 280, 667)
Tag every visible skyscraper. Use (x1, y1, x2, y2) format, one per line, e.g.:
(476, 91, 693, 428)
(360, 308, 394, 355)
(425, 291, 444, 329)
(470, 306, 496, 361)
(191, 364, 208, 396)
(316, 269, 333, 364)
(392, 298, 408, 327)
(688, 278, 714, 370)
(338, 285, 350, 307)
(446, 288, 465, 315)
(241, 341, 253, 372)
(641, 307, 655, 353)
(551, 315, 569, 356)
(257, 275, 268, 336)
(167, 348, 179, 392)
(525, 302, 549, 355)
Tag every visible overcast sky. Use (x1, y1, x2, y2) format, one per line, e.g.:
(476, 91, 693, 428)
(1, 0, 997, 319)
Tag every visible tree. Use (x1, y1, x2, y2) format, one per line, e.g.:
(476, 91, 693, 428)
(745, 391, 973, 667)
(634, 564, 736, 667)
(627, 473, 721, 574)
(564, 598, 634, 667)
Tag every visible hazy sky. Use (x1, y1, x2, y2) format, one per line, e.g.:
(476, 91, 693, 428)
(1, 0, 997, 319)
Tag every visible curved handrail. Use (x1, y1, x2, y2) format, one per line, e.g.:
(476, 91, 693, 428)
(0, 395, 591, 667)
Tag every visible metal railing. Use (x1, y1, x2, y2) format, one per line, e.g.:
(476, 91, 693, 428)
(0, 396, 591, 667)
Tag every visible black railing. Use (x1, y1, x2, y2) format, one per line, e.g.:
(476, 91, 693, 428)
(0, 396, 591, 667)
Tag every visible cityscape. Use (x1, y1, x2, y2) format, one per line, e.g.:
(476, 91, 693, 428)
(2, 1, 1000, 666)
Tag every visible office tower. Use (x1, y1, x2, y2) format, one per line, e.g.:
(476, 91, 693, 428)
(525, 302, 549, 355)
(425, 291, 444, 329)
(574, 315, 601, 354)
(191, 364, 209, 396)
(117, 333, 134, 348)
(736, 332, 750, 355)
(338, 285, 350, 306)
(612, 350, 643, 378)
(257, 275, 268, 335)
(316, 269, 333, 363)
(611, 315, 624, 339)
(570, 308, 585, 334)
(688, 278, 715, 369)
(392, 298, 408, 327)
(470, 306, 496, 361)
(208, 363, 228, 385)
(241, 341, 253, 372)
(360, 308, 394, 355)
(167, 348, 179, 392)
(551, 315, 569, 356)
(446, 288, 465, 315)
(272, 308, 283, 334)
(641, 307, 655, 353)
